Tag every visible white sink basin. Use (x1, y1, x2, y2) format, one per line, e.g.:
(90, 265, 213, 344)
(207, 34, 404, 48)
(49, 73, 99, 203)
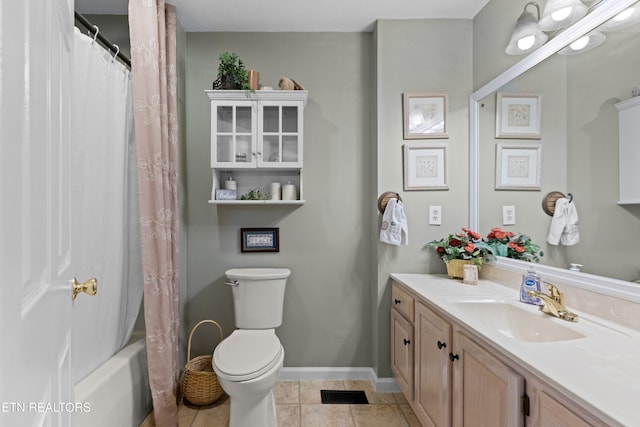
(441, 298, 585, 343)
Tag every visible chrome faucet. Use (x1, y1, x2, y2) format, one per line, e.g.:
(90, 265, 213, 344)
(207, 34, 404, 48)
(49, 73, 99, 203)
(527, 283, 578, 322)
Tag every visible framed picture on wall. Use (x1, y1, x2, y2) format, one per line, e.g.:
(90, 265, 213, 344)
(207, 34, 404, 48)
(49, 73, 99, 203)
(403, 142, 448, 190)
(403, 92, 449, 139)
(495, 92, 542, 139)
(495, 143, 542, 190)
(240, 228, 280, 252)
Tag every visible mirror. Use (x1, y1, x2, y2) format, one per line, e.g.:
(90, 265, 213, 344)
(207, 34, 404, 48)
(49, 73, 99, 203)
(470, 0, 640, 283)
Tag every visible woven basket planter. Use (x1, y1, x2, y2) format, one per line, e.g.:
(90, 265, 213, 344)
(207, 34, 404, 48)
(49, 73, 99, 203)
(445, 259, 475, 279)
(181, 320, 224, 406)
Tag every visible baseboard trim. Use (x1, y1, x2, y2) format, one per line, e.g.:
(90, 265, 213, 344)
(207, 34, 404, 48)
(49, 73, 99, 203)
(278, 367, 400, 393)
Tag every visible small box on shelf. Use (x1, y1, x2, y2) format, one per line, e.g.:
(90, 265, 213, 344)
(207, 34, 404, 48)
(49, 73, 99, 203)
(215, 189, 237, 200)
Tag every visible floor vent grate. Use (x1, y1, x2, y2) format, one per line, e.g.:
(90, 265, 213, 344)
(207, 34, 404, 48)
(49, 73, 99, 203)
(320, 390, 369, 404)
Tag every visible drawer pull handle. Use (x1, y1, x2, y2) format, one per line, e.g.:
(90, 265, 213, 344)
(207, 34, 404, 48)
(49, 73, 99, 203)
(449, 352, 459, 362)
(437, 341, 447, 350)
(403, 339, 411, 346)
(394, 299, 401, 304)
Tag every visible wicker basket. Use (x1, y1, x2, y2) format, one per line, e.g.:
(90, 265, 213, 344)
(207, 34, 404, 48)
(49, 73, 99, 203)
(181, 320, 224, 405)
(445, 259, 475, 279)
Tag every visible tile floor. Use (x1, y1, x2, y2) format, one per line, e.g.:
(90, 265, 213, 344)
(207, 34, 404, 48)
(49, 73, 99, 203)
(140, 380, 421, 426)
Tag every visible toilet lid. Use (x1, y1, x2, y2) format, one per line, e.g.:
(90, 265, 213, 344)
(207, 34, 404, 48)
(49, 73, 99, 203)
(213, 330, 282, 381)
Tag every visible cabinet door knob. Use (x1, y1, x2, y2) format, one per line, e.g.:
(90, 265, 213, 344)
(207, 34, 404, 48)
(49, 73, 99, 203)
(437, 341, 447, 350)
(403, 338, 411, 346)
(449, 352, 459, 362)
(394, 299, 401, 304)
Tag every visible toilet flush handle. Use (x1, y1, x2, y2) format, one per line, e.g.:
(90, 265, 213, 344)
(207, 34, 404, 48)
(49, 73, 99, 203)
(224, 280, 239, 287)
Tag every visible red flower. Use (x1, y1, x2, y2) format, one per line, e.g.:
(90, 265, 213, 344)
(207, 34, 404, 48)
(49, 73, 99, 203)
(464, 242, 475, 253)
(508, 242, 525, 253)
(449, 238, 461, 247)
(436, 247, 444, 254)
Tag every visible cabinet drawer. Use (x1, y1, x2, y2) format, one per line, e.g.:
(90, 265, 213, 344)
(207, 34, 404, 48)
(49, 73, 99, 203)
(391, 282, 414, 321)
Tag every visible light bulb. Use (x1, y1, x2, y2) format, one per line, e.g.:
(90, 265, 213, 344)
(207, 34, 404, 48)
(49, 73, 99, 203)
(551, 7, 572, 22)
(613, 9, 634, 22)
(569, 36, 589, 51)
(517, 36, 536, 51)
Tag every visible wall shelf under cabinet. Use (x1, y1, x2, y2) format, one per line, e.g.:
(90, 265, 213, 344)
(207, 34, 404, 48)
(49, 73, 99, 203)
(208, 199, 305, 206)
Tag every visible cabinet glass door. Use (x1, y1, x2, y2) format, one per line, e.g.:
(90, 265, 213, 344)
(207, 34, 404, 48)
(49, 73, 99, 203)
(259, 103, 302, 167)
(213, 104, 254, 166)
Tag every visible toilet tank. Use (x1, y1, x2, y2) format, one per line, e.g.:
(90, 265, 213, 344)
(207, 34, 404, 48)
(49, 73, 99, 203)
(225, 268, 291, 329)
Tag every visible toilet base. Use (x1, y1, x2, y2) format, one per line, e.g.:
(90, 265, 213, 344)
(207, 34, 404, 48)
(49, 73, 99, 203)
(214, 345, 284, 427)
(229, 389, 277, 427)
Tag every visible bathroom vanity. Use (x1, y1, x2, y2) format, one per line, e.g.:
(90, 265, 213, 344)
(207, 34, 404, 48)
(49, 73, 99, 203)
(390, 273, 640, 427)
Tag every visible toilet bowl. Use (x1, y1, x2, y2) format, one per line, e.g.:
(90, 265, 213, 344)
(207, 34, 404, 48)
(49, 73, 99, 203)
(214, 330, 284, 427)
(212, 268, 290, 427)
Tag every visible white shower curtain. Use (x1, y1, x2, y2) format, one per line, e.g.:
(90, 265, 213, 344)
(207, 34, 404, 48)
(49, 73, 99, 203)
(71, 28, 143, 385)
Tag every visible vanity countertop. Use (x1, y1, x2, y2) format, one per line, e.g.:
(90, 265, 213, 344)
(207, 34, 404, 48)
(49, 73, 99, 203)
(390, 273, 640, 427)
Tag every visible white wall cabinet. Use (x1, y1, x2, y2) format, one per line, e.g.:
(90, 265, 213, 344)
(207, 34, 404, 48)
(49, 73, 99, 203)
(205, 90, 308, 204)
(616, 96, 640, 204)
(391, 280, 607, 427)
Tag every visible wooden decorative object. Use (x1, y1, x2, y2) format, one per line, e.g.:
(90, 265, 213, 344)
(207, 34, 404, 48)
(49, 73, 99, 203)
(377, 191, 402, 214)
(542, 191, 567, 216)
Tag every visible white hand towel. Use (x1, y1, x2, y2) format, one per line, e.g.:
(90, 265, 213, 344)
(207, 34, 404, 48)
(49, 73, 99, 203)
(380, 198, 409, 246)
(547, 198, 579, 246)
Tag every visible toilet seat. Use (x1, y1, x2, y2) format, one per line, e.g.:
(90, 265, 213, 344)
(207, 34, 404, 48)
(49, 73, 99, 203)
(213, 329, 283, 382)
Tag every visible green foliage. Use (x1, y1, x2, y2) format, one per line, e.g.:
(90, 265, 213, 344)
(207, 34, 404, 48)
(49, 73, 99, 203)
(240, 188, 270, 200)
(213, 52, 250, 90)
(474, 227, 543, 263)
(425, 228, 484, 267)
(426, 227, 544, 266)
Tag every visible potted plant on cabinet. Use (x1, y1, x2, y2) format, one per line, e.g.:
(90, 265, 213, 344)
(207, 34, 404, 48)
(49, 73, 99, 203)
(425, 227, 484, 278)
(212, 52, 250, 90)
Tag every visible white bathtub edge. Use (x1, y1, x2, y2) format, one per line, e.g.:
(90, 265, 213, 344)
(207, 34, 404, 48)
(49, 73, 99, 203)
(74, 337, 151, 427)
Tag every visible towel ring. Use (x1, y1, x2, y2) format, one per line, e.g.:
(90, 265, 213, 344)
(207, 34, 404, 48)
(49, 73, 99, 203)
(542, 191, 572, 216)
(377, 191, 402, 214)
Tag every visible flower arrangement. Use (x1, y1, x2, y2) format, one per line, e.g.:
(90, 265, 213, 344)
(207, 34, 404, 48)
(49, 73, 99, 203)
(425, 227, 484, 267)
(476, 227, 543, 263)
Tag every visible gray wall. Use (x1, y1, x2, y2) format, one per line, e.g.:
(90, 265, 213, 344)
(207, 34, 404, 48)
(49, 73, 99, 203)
(185, 33, 374, 367)
(374, 20, 473, 377)
(184, 21, 473, 377)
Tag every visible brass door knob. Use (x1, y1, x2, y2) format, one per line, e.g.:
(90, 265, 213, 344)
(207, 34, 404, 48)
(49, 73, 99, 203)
(72, 277, 98, 300)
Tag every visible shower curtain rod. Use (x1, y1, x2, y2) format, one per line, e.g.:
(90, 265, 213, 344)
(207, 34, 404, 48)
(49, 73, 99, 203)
(74, 11, 132, 68)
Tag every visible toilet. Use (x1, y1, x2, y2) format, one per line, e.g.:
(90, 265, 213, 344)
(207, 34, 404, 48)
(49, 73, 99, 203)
(212, 268, 291, 427)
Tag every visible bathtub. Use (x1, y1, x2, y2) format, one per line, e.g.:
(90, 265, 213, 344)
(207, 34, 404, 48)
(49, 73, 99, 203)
(74, 335, 152, 427)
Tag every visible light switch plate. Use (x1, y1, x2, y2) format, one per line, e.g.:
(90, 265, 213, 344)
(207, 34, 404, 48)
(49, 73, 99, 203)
(429, 205, 442, 225)
(502, 205, 516, 225)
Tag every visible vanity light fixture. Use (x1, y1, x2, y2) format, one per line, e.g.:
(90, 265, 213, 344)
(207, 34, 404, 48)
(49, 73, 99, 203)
(505, 2, 549, 55)
(557, 29, 606, 54)
(598, 5, 640, 31)
(538, 0, 588, 32)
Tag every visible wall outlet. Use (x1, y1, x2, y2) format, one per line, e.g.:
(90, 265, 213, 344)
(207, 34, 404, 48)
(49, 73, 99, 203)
(502, 205, 516, 225)
(429, 205, 442, 225)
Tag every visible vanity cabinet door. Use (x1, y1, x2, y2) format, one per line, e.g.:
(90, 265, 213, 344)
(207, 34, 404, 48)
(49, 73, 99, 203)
(451, 331, 525, 427)
(528, 379, 607, 427)
(414, 302, 452, 427)
(391, 309, 414, 399)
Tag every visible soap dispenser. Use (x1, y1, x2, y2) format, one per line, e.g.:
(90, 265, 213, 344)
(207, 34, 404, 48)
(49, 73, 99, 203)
(224, 171, 237, 190)
(520, 267, 541, 305)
